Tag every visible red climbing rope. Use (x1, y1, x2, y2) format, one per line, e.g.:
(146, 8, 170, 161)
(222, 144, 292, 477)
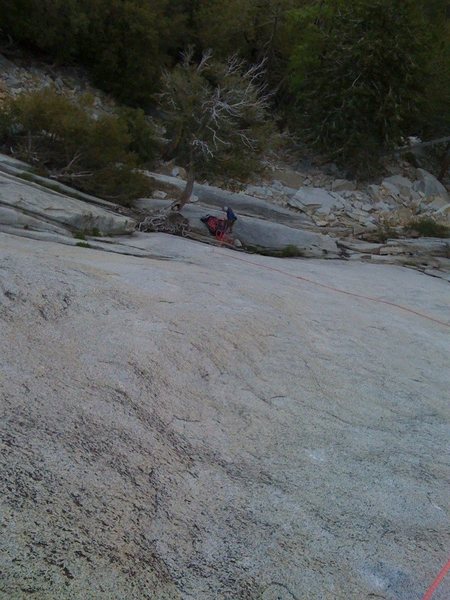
(216, 251, 450, 329)
(422, 558, 450, 600)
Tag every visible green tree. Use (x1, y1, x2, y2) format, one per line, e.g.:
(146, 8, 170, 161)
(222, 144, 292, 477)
(79, 0, 169, 106)
(0, 0, 87, 60)
(159, 49, 273, 208)
(194, 0, 305, 91)
(289, 0, 440, 171)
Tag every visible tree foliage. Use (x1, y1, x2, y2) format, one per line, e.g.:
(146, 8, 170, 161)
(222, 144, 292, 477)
(159, 49, 273, 206)
(0, 0, 449, 173)
(0, 0, 171, 105)
(0, 89, 156, 203)
(288, 0, 450, 171)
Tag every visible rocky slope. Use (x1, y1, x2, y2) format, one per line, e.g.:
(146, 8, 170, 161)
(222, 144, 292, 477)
(1, 232, 449, 600)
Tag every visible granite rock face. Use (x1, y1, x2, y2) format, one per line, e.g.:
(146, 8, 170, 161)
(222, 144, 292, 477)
(1, 232, 449, 600)
(0, 170, 135, 237)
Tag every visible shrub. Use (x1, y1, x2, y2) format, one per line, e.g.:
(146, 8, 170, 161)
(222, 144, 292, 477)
(0, 89, 156, 204)
(406, 218, 450, 238)
(280, 244, 303, 258)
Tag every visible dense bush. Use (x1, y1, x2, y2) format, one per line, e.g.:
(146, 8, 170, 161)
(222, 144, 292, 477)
(288, 0, 447, 173)
(0, 89, 156, 204)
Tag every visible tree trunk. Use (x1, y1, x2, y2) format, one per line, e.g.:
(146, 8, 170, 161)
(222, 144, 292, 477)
(162, 126, 184, 161)
(171, 155, 194, 212)
(178, 164, 195, 209)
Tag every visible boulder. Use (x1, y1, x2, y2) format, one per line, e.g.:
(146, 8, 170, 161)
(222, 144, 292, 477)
(381, 181, 401, 198)
(171, 165, 187, 179)
(142, 172, 313, 228)
(271, 167, 305, 189)
(338, 240, 383, 255)
(331, 179, 357, 192)
(382, 175, 414, 198)
(380, 238, 450, 257)
(288, 187, 345, 215)
(413, 169, 449, 201)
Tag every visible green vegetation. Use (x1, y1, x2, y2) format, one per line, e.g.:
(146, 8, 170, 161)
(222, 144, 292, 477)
(75, 241, 92, 248)
(280, 245, 304, 258)
(0, 0, 449, 177)
(0, 89, 156, 204)
(247, 244, 304, 258)
(406, 218, 450, 238)
(288, 0, 449, 172)
(159, 49, 273, 207)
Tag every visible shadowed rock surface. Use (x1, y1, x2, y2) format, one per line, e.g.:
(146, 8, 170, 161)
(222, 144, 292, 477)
(0, 232, 449, 600)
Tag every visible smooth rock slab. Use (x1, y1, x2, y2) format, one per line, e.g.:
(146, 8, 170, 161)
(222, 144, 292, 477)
(143, 171, 313, 228)
(0, 232, 449, 600)
(0, 171, 135, 235)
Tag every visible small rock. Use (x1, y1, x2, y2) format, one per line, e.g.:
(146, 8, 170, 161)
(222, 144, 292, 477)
(271, 180, 285, 191)
(152, 190, 168, 200)
(171, 166, 187, 179)
(332, 179, 356, 192)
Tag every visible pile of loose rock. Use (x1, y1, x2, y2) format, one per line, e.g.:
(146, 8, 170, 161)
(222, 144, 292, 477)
(243, 166, 450, 237)
(0, 53, 116, 116)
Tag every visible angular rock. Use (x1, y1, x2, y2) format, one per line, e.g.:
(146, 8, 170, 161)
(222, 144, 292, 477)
(382, 175, 414, 198)
(413, 168, 449, 201)
(288, 187, 345, 215)
(331, 179, 356, 192)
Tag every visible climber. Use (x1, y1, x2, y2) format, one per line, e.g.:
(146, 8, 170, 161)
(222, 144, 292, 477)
(223, 206, 237, 233)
